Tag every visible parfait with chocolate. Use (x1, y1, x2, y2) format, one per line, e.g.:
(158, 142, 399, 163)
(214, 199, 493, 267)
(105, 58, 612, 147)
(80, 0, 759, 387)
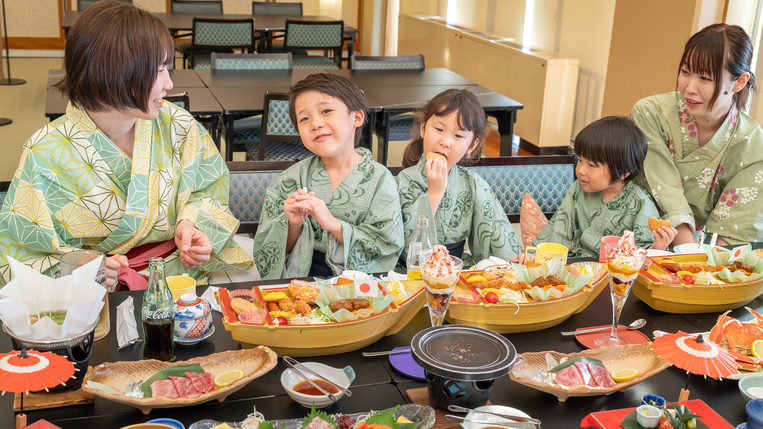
(420, 245, 463, 326)
(596, 231, 647, 347)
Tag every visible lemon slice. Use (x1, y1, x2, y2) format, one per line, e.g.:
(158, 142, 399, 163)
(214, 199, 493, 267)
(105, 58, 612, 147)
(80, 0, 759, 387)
(467, 275, 487, 284)
(611, 368, 638, 383)
(214, 370, 243, 388)
(752, 340, 763, 359)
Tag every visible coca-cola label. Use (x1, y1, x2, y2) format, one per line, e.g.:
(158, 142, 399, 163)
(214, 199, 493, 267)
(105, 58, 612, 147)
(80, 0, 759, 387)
(143, 307, 172, 320)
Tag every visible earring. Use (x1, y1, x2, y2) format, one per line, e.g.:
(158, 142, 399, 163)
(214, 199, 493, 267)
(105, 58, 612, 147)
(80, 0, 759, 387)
(724, 91, 729, 95)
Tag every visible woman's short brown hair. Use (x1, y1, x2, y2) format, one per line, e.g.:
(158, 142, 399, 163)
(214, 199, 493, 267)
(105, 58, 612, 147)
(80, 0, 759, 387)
(54, 1, 174, 113)
(678, 23, 758, 111)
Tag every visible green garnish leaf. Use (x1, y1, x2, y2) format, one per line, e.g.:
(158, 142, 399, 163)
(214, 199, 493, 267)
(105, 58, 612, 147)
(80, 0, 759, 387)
(363, 405, 399, 429)
(259, 421, 284, 429)
(548, 357, 605, 373)
(300, 404, 339, 429)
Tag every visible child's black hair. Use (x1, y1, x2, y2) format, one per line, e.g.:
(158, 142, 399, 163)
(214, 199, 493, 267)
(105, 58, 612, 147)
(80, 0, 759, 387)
(573, 116, 647, 184)
(288, 73, 369, 146)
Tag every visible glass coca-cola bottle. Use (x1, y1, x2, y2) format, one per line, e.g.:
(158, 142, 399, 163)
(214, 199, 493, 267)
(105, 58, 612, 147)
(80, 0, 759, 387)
(142, 258, 176, 361)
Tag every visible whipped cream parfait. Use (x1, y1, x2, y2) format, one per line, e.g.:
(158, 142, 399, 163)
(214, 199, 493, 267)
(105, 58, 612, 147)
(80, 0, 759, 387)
(596, 236, 647, 347)
(420, 245, 463, 327)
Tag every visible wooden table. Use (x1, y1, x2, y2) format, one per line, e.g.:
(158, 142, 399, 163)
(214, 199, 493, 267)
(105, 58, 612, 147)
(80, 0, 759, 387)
(1, 275, 758, 428)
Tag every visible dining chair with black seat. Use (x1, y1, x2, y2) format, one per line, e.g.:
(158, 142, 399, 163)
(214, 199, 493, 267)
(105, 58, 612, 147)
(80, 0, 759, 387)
(210, 52, 293, 160)
(189, 18, 255, 69)
(171, 0, 224, 68)
(77, 0, 131, 11)
(252, 1, 306, 55)
(350, 55, 426, 143)
(255, 91, 313, 161)
(282, 20, 344, 69)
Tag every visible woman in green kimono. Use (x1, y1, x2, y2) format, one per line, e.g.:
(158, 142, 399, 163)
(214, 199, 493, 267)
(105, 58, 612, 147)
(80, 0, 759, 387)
(252, 74, 404, 279)
(0, 2, 252, 288)
(632, 24, 763, 246)
(398, 89, 521, 268)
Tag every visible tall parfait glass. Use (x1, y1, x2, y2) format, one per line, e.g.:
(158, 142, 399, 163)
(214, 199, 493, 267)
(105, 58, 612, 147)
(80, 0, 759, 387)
(595, 241, 647, 347)
(420, 245, 463, 327)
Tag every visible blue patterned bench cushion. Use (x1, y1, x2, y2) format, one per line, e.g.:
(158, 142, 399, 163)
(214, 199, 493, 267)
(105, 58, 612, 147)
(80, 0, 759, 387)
(471, 163, 574, 216)
(228, 170, 283, 223)
(0, 191, 5, 210)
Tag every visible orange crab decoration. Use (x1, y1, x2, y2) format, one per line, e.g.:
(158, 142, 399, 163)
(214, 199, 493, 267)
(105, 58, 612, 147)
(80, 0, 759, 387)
(709, 307, 763, 371)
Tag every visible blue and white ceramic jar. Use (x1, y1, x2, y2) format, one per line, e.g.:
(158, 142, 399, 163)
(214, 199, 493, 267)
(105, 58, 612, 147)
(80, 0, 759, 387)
(173, 293, 213, 342)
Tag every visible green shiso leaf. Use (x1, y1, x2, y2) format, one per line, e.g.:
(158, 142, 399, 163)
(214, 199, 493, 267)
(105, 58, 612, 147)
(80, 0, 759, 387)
(548, 357, 605, 373)
(363, 405, 399, 429)
(300, 404, 339, 429)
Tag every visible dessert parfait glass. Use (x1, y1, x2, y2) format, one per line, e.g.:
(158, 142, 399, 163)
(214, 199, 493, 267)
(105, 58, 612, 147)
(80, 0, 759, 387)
(420, 251, 463, 327)
(595, 241, 647, 347)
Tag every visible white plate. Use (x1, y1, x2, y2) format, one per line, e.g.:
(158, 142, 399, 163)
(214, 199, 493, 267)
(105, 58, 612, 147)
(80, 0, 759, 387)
(647, 249, 673, 257)
(462, 405, 532, 429)
(673, 243, 727, 254)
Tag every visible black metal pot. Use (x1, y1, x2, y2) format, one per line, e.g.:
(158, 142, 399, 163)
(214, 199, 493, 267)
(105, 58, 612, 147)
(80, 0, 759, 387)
(411, 325, 516, 409)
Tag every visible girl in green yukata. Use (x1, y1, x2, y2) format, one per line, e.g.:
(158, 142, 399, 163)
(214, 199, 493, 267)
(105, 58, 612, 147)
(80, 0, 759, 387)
(252, 74, 404, 279)
(397, 89, 521, 268)
(631, 24, 763, 246)
(530, 117, 677, 259)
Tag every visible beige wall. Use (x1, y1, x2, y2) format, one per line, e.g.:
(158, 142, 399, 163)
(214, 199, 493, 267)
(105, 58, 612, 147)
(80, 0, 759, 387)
(5, 0, 60, 38)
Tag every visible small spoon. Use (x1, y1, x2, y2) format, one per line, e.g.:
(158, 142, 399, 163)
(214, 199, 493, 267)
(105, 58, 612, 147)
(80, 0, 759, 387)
(561, 318, 646, 336)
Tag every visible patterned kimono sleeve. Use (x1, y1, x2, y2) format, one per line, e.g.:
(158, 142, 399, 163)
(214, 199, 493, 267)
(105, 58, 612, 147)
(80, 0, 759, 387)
(251, 174, 294, 279)
(631, 98, 696, 231)
(176, 124, 250, 269)
(533, 184, 578, 249)
(468, 174, 520, 262)
(396, 168, 435, 262)
(705, 160, 763, 245)
(339, 171, 405, 273)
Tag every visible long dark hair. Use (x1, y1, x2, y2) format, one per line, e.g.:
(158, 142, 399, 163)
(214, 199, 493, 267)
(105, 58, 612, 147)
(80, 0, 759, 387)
(401, 89, 487, 169)
(678, 23, 758, 110)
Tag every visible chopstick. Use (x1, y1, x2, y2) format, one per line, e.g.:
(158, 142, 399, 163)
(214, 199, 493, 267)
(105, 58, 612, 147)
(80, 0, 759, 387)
(282, 356, 352, 397)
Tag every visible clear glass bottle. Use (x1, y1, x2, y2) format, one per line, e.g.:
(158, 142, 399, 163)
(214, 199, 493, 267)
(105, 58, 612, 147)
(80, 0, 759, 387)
(406, 215, 434, 280)
(142, 258, 176, 362)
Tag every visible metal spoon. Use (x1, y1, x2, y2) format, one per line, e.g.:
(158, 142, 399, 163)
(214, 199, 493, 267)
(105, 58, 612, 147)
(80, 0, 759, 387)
(447, 405, 541, 426)
(561, 318, 646, 336)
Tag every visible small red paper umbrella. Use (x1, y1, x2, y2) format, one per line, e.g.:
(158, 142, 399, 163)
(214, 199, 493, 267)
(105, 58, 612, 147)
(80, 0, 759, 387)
(652, 332, 738, 400)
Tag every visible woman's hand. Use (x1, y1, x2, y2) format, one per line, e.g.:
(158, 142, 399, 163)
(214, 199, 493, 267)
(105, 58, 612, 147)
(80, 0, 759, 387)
(294, 193, 343, 243)
(174, 220, 212, 268)
(105, 255, 129, 289)
(510, 253, 527, 264)
(425, 156, 448, 215)
(284, 189, 310, 227)
(651, 226, 678, 250)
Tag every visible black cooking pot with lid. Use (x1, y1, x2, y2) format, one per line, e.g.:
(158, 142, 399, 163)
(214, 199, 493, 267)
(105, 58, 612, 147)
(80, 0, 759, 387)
(411, 325, 516, 409)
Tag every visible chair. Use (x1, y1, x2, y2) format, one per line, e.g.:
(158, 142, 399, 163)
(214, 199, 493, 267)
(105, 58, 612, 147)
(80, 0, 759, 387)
(77, 0, 131, 10)
(257, 92, 313, 161)
(172, 1, 224, 68)
(349, 55, 425, 70)
(283, 20, 344, 69)
(189, 18, 256, 69)
(210, 53, 294, 160)
(251, 2, 305, 54)
(351, 55, 425, 143)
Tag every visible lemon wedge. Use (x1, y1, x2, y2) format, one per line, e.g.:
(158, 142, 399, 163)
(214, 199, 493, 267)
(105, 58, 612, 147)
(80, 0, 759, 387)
(611, 368, 638, 383)
(676, 271, 697, 279)
(481, 288, 506, 296)
(467, 275, 487, 284)
(752, 340, 763, 359)
(214, 370, 244, 388)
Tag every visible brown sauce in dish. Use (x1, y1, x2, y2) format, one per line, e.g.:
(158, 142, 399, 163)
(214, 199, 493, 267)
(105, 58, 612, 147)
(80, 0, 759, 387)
(293, 379, 340, 395)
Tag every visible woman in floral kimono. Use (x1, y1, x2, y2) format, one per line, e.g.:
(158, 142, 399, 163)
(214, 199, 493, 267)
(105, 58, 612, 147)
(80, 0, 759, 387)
(631, 24, 763, 246)
(0, 2, 252, 288)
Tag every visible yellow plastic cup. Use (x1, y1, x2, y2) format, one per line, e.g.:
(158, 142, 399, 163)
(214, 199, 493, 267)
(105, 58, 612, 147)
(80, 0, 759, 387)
(525, 243, 569, 265)
(167, 274, 197, 301)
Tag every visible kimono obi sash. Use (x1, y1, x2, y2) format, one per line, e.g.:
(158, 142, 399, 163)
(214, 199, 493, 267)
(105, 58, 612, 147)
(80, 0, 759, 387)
(116, 240, 178, 291)
(444, 240, 465, 259)
(309, 250, 333, 278)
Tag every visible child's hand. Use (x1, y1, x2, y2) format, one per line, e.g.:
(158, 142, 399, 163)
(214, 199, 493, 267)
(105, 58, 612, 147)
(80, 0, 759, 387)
(510, 253, 527, 264)
(651, 226, 678, 250)
(284, 189, 310, 227)
(425, 155, 448, 199)
(295, 193, 343, 241)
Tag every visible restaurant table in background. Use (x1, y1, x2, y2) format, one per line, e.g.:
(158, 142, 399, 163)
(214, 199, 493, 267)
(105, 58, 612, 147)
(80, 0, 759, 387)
(61, 12, 359, 58)
(45, 70, 224, 146)
(1, 275, 759, 429)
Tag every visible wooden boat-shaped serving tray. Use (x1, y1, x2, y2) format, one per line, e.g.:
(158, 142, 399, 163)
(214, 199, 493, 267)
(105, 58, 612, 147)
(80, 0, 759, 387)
(82, 347, 277, 414)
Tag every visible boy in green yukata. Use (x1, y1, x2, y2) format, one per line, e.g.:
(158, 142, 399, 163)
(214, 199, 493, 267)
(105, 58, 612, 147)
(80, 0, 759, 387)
(252, 74, 404, 279)
(397, 89, 521, 268)
(532, 117, 677, 259)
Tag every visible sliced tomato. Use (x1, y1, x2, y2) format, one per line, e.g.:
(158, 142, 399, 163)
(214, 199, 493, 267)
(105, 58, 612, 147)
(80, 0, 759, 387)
(273, 316, 289, 326)
(682, 275, 696, 285)
(484, 292, 499, 304)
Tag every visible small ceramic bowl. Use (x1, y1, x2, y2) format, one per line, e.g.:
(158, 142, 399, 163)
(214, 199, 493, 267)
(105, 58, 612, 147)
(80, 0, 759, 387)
(642, 394, 666, 407)
(280, 362, 351, 408)
(636, 405, 662, 428)
(740, 374, 763, 402)
(173, 293, 213, 343)
(146, 418, 185, 429)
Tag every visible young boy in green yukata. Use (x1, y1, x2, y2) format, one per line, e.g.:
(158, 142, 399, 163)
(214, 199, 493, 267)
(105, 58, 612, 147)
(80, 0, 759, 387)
(252, 74, 404, 279)
(533, 117, 678, 259)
